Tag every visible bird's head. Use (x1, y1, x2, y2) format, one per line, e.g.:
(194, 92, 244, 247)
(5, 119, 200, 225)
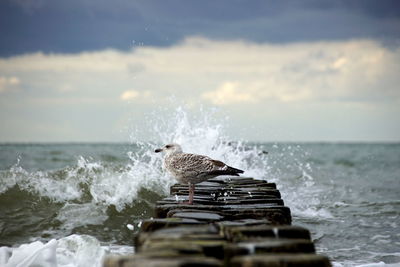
(154, 143, 183, 154)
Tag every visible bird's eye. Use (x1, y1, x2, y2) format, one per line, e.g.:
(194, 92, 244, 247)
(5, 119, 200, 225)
(165, 145, 171, 148)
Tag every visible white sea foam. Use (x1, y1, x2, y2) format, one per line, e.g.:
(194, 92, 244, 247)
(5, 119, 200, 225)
(333, 261, 400, 267)
(54, 106, 269, 212)
(0, 106, 324, 222)
(0, 239, 57, 267)
(0, 234, 132, 267)
(0, 158, 82, 201)
(0, 107, 271, 213)
(56, 235, 106, 267)
(139, 106, 336, 223)
(0, 106, 336, 233)
(1, 106, 399, 267)
(263, 143, 334, 220)
(147, 106, 268, 179)
(56, 203, 108, 231)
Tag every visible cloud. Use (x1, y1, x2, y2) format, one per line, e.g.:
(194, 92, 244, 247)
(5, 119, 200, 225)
(0, 76, 20, 93)
(0, 50, 133, 73)
(1, 37, 399, 105)
(1, 0, 400, 57)
(120, 90, 153, 102)
(202, 82, 257, 105)
(120, 90, 139, 101)
(0, 36, 399, 141)
(7, 0, 45, 14)
(202, 80, 314, 105)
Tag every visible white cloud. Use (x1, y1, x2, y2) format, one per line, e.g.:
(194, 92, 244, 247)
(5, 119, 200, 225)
(58, 84, 76, 92)
(202, 82, 257, 105)
(0, 37, 399, 141)
(120, 90, 139, 101)
(1, 37, 399, 105)
(202, 80, 314, 105)
(0, 76, 20, 93)
(120, 90, 152, 101)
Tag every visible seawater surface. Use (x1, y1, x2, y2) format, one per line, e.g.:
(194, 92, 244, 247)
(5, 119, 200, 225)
(0, 110, 399, 267)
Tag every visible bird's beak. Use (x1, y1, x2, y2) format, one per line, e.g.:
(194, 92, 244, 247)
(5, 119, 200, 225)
(154, 148, 163, 153)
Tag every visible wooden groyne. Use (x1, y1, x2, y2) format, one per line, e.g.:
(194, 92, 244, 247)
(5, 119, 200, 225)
(104, 176, 331, 266)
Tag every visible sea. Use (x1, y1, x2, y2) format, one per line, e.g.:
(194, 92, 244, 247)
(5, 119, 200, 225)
(0, 109, 399, 267)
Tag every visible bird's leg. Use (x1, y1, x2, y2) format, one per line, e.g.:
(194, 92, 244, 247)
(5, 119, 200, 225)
(188, 183, 194, 205)
(181, 183, 195, 205)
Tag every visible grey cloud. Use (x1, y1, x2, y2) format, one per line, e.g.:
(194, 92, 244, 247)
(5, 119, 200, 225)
(126, 63, 145, 74)
(0, 37, 399, 142)
(1, 0, 400, 56)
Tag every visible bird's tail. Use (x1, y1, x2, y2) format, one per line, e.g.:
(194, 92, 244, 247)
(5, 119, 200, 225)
(207, 166, 244, 176)
(226, 166, 244, 176)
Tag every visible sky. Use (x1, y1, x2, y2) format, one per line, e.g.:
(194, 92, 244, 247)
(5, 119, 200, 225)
(0, 0, 400, 142)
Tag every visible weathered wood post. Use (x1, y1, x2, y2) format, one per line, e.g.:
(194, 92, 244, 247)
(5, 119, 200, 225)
(104, 176, 331, 266)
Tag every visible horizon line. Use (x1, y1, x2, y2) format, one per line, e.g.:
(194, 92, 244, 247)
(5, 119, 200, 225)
(1, 140, 399, 145)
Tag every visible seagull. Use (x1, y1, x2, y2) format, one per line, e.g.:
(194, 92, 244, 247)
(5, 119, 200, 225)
(155, 143, 244, 204)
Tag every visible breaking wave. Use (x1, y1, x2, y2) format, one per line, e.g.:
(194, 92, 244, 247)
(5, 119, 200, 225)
(0, 107, 272, 212)
(1, 106, 399, 267)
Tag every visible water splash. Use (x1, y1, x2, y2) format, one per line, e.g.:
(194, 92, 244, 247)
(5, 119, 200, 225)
(2, 108, 399, 267)
(86, 105, 273, 211)
(0, 106, 328, 217)
(146, 106, 269, 179)
(263, 143, 334, 219)
(0, 106, 327, 234)
(1, 157, 82, 201)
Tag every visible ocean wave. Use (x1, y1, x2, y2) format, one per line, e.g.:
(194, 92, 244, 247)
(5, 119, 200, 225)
(1, 106, 399, 266)
(0, 107, 272, 212)
(0, 234, 132, 267)
(1, 107, 332, 236)
(1, 107, 283, 247)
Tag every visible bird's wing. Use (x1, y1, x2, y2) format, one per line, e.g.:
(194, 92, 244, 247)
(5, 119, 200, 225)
(169, 153, 223, 173)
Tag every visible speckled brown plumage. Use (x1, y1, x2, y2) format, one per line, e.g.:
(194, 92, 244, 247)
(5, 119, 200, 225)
(160, 144, 243, 184)
(155, 143, 244, 204)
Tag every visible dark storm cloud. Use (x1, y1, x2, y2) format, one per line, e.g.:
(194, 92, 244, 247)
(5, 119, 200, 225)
(1, 0, 399, 56)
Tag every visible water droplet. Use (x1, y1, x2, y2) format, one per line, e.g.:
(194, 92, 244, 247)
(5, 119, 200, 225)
(272, 227, 279, 238)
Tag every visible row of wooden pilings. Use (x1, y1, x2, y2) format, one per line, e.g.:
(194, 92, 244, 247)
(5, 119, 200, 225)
(104, 176, 331, 266)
